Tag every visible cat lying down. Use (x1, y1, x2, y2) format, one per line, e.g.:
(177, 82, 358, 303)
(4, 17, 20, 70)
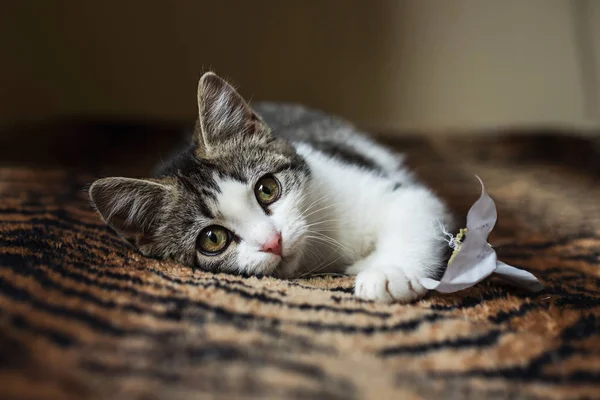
(89, 72, 453, 303)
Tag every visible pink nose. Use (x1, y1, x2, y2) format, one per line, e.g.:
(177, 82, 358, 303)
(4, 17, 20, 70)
(261, 233, 282, 256)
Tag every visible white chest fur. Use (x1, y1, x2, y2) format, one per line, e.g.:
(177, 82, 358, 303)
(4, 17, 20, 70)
(294, 143, 417, 273)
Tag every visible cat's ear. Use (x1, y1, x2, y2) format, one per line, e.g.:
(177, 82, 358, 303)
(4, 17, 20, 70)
(89, 177, 173, 254)
(195, 72, 269, 154)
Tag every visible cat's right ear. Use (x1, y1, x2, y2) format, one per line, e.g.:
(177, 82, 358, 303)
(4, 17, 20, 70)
(89, 177, 173, 255)
(194, 72, 270, 155)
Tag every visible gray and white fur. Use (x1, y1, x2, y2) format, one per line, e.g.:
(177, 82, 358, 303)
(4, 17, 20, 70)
(90, 72, 452, 302)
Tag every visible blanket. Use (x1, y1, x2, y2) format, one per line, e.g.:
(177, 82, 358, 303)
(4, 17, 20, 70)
(1, 131, 599, 399)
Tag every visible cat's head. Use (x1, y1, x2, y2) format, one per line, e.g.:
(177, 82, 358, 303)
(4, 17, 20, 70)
(89, 72, 311, 277)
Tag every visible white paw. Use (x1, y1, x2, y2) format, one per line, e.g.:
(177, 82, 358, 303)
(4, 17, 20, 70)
(354, 268, 428, 303)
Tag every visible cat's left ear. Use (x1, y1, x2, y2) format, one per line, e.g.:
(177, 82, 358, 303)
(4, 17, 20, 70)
(89, 177, 173, 255)
(195, 72, 270, 153)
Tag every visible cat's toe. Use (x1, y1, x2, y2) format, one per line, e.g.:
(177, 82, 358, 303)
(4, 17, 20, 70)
(354, 269, 393, 302)
(386, 271, 428, 303)
(354, 268, 428, 303)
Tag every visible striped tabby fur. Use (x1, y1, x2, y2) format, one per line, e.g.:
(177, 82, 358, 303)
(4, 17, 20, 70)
(0, 134, 599, 399)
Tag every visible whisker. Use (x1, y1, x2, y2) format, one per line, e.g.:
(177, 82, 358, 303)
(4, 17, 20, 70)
(303, 202, 343, 220)
(295, 235, 341, 265)
(307, 231, 356, 261)
(296, 252, 347, 279)
(302, 192, 332, 215)
(304, 219, 341, 229)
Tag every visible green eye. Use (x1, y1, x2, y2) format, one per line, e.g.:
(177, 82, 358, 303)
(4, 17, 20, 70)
(197, 225, 230, 255)
(254, 175, 281, 206)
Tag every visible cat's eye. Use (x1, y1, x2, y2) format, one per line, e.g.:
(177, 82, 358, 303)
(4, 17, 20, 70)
(197, 225, 231, 255)
(254, 175, 281, 206)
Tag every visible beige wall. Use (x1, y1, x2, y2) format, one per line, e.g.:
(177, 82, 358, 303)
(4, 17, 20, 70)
(588, 0, 600, 123)
(1, 0, 599, 134)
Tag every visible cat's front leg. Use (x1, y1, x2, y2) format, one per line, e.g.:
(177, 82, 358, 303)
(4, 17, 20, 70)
(347, 187, 449, 303)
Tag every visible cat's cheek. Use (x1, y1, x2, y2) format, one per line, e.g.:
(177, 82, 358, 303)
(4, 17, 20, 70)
(268, 195, 307, 256)
(276, 253, 302, 279)
(279, 217, 306, 254)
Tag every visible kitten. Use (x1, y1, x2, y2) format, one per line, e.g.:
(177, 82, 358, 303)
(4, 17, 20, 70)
(89, 72, 452, 302)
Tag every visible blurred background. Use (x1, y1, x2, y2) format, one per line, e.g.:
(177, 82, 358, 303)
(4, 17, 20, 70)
(1, 0, 599, 173)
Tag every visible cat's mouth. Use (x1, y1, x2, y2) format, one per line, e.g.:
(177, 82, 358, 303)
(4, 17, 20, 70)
(269, 254, 289, 273)
(271, 252, 301, 279)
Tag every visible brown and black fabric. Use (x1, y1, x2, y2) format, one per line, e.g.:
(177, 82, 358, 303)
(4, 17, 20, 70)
(0, 128, 599, 399)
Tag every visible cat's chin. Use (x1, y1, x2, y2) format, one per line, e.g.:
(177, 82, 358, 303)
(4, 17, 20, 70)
(273, 252, 302, 279)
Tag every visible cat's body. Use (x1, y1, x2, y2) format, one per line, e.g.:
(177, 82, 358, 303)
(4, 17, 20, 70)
(250, 103, 451, 289)
(90, 73, 452, 302)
